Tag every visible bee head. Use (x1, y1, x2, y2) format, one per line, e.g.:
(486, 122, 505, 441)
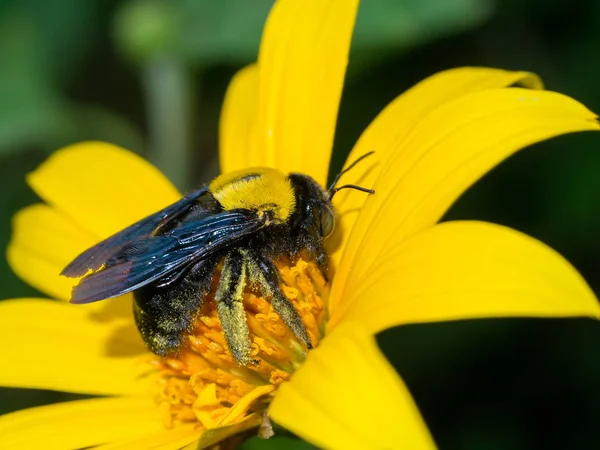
(317, 201, 335, 238)
(287, 174, 336, 239)
(291, 151, 376, 240)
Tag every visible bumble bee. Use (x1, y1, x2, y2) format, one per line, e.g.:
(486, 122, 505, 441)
(62, 153, 374, 365)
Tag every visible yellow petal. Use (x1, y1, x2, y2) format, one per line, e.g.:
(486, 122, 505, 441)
(270, 322, 436, 450)
(256, 0, 358, 185)
(0, 299, 150, 396)
(7, 203, 134, 320)
(96, 415, 262, 450)
(94, 425, 199, 450)
(0, 396, 168, 450)
(217, 385, 274, 427)
(330, 221, 600, 333)
(27, 141, 181, 239)
(219, 64, 261, 174)
(8, 204, 96, 301)
(329, 67, 542, 270)
(333, 88, 600, 304)
(179, 414, 263, 450)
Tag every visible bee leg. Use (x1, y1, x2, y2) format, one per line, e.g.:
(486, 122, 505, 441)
(215, 250, 252, 365)
(244, 251, 312, 350)
(314, 248, 329, 282)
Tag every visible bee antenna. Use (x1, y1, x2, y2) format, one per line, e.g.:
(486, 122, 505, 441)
(328, 151, 375, 192)
(328, 151, 375, 200)
(329, 184, 375, 201)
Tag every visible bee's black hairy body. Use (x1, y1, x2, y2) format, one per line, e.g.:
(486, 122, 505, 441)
(134, 172, 333, 363)
(63, 168, 336, 365)
(288, 173, 333, 273)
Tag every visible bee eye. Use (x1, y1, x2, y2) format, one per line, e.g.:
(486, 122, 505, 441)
(319, 205, 335, 238)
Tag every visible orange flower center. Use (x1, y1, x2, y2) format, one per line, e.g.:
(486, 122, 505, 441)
(149, 257, 329, 431)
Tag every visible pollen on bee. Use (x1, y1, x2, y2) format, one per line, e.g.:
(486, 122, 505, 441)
(151, 257, 329, 431)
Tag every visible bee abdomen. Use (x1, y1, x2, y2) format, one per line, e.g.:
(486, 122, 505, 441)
(133, 257, 219, 356)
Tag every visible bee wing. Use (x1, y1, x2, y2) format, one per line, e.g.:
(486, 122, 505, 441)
(69, 209, 263, 304)
(61, 186, 209, 277)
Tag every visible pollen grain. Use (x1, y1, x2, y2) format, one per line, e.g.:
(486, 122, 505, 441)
(151, 258, 329, 431)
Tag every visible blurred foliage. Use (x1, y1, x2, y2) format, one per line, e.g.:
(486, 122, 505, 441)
(0, 0, 493, 160)
(2, 0, 600, 448)
(0, 0, 142, 155)
(114, 0, 493, 64)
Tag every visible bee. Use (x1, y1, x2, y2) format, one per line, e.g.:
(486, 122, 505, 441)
(62, 153, 374, 365)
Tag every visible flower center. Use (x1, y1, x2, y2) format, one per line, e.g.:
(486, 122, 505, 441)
(150, 257, 329, 431)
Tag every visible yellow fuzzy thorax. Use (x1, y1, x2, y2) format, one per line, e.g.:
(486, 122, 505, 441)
(209, 167, 296, 221)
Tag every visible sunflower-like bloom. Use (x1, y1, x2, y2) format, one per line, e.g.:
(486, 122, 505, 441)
(1, 0, 600, 449)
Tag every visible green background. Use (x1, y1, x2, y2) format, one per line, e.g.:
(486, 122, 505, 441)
(1, 0, 600, 448)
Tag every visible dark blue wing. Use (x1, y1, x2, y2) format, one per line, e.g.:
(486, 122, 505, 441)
(61, 186, 209, 277)
(69, 209, 264, 304)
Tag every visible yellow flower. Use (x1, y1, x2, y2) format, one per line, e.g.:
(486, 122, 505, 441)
(1, 0, 600, 448)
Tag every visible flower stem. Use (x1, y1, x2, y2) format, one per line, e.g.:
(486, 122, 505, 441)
(143, 56, 195, 190)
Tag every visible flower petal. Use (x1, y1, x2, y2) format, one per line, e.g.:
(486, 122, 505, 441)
(180, 415, 263, 450)
(219, 64, 261, 174)
(330, 221, 600, 333)
(95, 414, 262, 450)
(7, 203, 134, 320)
(94, 425, 200, 450)
(256, 0, 358, 185)
(270, 323, 436, 450)
(0, 396, 169, 450)
(0, 299, 149, 396)
(27, 141, 181, 239)
(8, 204, 96, 301)
(329, 67, 542, 269)
(333, 88, 600, 303)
